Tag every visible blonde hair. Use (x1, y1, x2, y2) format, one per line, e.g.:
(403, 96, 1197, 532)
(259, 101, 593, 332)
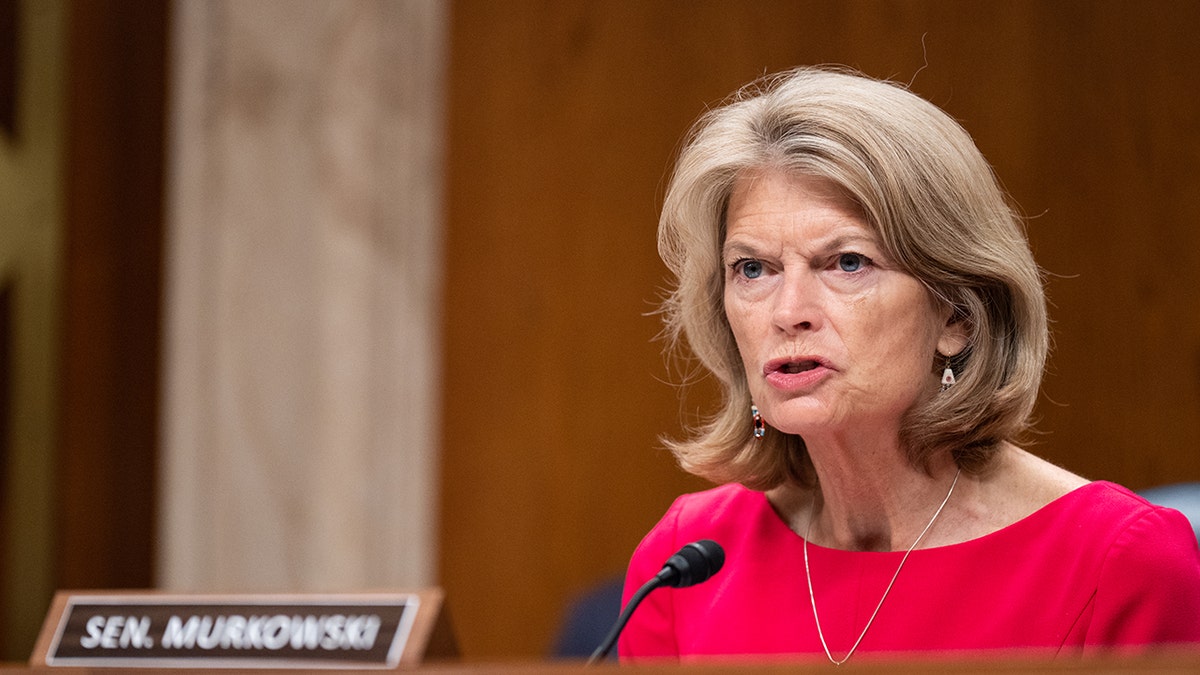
(658, 66, 1047, 490)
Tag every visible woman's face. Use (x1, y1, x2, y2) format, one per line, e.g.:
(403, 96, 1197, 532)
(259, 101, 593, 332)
(722, 169, 965, 443)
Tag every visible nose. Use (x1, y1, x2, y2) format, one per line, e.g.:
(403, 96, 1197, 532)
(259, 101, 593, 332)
(771, 268, 823, 334)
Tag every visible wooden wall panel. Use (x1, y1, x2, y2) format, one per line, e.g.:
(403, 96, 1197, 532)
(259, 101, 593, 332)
(442, 0, 1200, 658)
(59, 0, 166, 590)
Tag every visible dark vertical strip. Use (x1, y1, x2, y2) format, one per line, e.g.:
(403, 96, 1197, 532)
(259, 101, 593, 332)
(59, 0, 168, 589)
(0, 282, 11, 650)
(0, 0, 16, 138)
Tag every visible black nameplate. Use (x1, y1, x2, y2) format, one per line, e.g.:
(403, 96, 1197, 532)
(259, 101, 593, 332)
(39, 593, 423, 669)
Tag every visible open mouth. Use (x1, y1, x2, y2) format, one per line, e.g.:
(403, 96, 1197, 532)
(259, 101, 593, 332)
(768, 357, 825, 372)
(779, 360, 820, 374)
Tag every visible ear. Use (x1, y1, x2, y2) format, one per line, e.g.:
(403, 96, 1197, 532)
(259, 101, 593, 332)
(937, 313, 970, 358)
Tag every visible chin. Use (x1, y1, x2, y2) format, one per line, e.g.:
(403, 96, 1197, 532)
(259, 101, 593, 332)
(766, 404, 865, 440)
(768, 413, 842, 438)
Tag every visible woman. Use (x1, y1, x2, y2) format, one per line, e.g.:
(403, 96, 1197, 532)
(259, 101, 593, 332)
(620, 67, 1200, 663)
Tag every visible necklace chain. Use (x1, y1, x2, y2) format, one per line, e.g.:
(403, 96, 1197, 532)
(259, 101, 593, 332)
(803, 469, 961, 666)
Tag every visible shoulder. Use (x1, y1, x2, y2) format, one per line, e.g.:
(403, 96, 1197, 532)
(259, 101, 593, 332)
(1084, 482, 1200, 565)
(666, 482, 768, 522)
(1044, 481, 1200, 593)
(973, 454, 1197, 577)
(635, 484, 767, 549)
(1067, 480, 1188, 526)
(620, 484, 768, 660)
(994, 443, 1183, 536)
(1037, 479, 1191, 540)
(989, 445, 1089, 508)
(1068, 482, 1200, 646)
(627, 483, 777, 572)
(950, 445, 1088, 541)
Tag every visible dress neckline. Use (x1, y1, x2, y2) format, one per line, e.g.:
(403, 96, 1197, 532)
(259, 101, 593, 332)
(761, 480, 1118, 556)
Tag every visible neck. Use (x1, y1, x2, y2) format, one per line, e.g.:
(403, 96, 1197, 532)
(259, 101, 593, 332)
(770, 434, 963, 552)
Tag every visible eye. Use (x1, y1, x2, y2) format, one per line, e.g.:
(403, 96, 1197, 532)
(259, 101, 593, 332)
(837, 252, 870, 273)
(735, 259, 765, 279)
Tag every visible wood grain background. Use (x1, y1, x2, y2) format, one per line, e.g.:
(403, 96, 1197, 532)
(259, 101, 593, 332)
(440, 0, 1200, 659)
(18, 0, 1200, 664)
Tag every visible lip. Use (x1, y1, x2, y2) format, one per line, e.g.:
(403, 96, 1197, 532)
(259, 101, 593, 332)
(762, 355, 834, 392)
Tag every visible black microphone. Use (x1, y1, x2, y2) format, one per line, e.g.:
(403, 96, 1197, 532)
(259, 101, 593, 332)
(587, 540, 724, 664)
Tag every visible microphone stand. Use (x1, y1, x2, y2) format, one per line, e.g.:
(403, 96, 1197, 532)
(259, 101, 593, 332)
(586, 576, 660, 665)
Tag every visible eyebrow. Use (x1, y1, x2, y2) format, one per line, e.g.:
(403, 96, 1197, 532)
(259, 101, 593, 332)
(722, 232, 879, 259)
(721, 240, 761, 259)
(818, 233, 877, 252)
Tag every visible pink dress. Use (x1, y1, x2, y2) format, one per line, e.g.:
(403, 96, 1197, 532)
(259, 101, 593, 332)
(619, 481, 1200, 662)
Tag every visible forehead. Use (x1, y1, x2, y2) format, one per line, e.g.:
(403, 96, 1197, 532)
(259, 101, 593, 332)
(725, 169, 872, 242)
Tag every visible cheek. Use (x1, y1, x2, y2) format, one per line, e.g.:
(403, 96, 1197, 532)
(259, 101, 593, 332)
(723, 293, 754, 346)
(725, 317, 757, 372)
(844, 297, 942, 372)
(723, 302, 766, 382)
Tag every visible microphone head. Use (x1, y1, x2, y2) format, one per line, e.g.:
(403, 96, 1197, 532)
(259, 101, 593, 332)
(659, 540, 725, 588)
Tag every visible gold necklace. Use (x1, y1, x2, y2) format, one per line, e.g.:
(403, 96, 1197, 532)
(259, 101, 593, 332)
(803, 469, 961, 665)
